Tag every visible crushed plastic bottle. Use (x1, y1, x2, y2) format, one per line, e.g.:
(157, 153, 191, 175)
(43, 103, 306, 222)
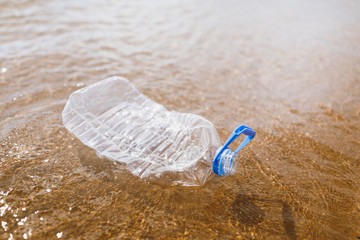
(62, 76, 255, 186)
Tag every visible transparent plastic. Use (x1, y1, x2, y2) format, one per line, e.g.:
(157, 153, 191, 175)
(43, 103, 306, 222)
(62, 76, 221, 186)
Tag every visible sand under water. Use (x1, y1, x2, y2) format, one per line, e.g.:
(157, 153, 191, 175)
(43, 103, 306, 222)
(1, 0, 359, 239)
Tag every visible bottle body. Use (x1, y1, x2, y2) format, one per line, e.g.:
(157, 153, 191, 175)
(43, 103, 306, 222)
(62, 76, 220, 186)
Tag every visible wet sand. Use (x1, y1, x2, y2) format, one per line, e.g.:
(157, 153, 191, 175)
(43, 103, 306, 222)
(1, 0, 359, 239)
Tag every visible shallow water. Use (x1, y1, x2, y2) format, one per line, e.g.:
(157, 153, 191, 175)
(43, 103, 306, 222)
(1, 0, 359, 239)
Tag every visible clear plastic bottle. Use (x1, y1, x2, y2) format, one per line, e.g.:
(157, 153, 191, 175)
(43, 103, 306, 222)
(62, 76, 255, 186)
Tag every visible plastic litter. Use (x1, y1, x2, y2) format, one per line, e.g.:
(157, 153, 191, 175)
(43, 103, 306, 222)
(62, 76, 255, 186)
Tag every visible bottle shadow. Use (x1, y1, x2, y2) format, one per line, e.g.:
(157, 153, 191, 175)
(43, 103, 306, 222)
(281, 201, 297, 240)
(231, 192, 297, 240)
(231, 192, 264, 226)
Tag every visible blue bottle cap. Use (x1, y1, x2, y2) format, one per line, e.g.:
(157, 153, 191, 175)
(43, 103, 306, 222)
(212, 125, 256, 176)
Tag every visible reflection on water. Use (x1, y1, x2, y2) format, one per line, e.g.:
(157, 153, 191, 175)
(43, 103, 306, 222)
(1, 0, 359, 239)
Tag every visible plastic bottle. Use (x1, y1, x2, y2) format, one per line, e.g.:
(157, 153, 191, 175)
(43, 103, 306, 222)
(62, 76, 255, 186)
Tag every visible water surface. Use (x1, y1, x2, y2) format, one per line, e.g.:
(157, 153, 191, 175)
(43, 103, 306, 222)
(1, 0, 359, 239)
